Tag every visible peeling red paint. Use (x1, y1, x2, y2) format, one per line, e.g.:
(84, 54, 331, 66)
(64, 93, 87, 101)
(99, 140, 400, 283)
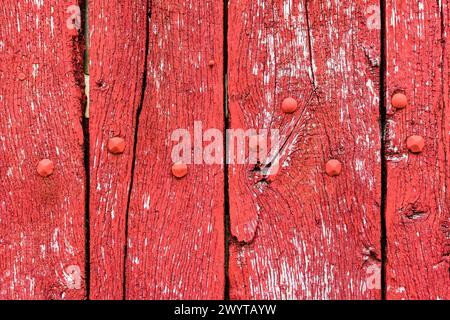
(123, 0, 225, 299)
(0, 0, 86, 299)
(0, 0, 448, 301)
(228, 0, 382, 299)
(385, 0, 449, 300)
(89, 0, 147, 300)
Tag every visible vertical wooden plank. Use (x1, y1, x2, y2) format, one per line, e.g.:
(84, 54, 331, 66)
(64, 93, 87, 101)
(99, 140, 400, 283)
(89, 0, 147, 299)
(0, 1, 86, 299)
(228, 0, 382, 299)
(385, 0, 450, 299)
(124, 0, 225, 299)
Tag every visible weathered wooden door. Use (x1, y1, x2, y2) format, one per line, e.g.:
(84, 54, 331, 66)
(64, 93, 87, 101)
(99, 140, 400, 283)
(0, 0, 448, 300)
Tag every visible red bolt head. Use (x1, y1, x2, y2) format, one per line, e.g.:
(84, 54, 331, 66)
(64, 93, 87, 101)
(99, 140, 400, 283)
(391, 93, 407, 109)
(17, 72, 27, 81)
(281, 97, 298, 114)
(172, 162, 188, 178)
(406, 135, 425, 153)
(208, 60, 215, 67)
(325, 159, 342, 177)
(37, 159, 55, 177)
(108, 137, 125, 154)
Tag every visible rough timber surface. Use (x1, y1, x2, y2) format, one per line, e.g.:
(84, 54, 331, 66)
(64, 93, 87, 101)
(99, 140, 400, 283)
(227, 0, 382, 299)
(384, 0, 450, 300)
(0, 0, 86, 299)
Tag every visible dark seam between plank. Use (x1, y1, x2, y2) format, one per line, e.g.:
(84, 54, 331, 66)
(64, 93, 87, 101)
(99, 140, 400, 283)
(122, 0, 152, 300)
(80, 0, 90, 300)
(379, 0, 388, 301)
(223, 0, 231, 301)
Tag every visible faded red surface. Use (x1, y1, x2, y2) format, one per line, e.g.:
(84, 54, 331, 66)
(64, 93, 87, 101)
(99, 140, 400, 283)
(384, 0, 450, 300)
(0, 0, 86, 299)
(123, 0, 225, 299)
(0, 0, 448, 300)
(89, 0, 147, 300)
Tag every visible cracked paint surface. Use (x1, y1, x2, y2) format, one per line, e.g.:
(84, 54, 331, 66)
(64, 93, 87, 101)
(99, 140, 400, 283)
(228, 0, 382, 299)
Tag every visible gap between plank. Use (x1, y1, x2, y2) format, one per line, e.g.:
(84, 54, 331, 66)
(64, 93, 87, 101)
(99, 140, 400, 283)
(379, 0, 388, 300)
(80, 0, 90, 300)
(223, 0, 230, 301)
(122, 0, 152, 300)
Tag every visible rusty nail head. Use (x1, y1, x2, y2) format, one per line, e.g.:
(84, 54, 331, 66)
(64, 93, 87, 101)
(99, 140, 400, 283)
(281, 97, 298, 114)
(325, 159, 342, 177)
(37, 159, 55, 177)
(108, 137, 125, 154)
(391, 93, 407, 109)
(172, 162, 188, 178)
(406, 135, 425, 153)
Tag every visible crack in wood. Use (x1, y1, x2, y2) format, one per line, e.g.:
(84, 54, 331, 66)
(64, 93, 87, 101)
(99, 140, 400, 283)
(223, 0, 231, 301)
(379, 0, 388, 300)
(121, 0, 152, 300)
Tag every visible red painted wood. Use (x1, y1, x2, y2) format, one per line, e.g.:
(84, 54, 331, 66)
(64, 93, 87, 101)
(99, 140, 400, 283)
(88, 0, 147, 299)
(0, 0, 448, 301)
(0, 1, 86, 299)
(124, 0, 225, 299)
(228, 0, 382, 299)
(384, 0, 450, 300)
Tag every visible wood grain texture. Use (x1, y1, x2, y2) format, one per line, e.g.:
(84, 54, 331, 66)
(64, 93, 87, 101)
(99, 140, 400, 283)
(384, 0, 450, 300)
(88, 0, 147, 300)
(124, 0, 225, 299)
(0, 0, 86, 299)
(228, 0, 382, 299)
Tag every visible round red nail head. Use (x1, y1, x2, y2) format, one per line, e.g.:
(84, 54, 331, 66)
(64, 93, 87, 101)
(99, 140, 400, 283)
(17, 72, 26, 81)
(391, 93, 407, 109)
(37, 159, 55, 177)
(172, 162, 188, 178)
(325, 159, 342, 177)
(281, 97, 298, 114)
(406, 135, 425, 153)
(208, 60, 215, 67)
(108, 137, 125, 154)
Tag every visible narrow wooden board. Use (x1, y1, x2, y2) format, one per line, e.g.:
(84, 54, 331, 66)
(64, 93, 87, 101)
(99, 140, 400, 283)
(124, 0, 225, 299)
(88, 0, 147, 299)
(384, 0, 450, 300)
(228, 0, 382, 299)
(0, 1, 86, 299)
